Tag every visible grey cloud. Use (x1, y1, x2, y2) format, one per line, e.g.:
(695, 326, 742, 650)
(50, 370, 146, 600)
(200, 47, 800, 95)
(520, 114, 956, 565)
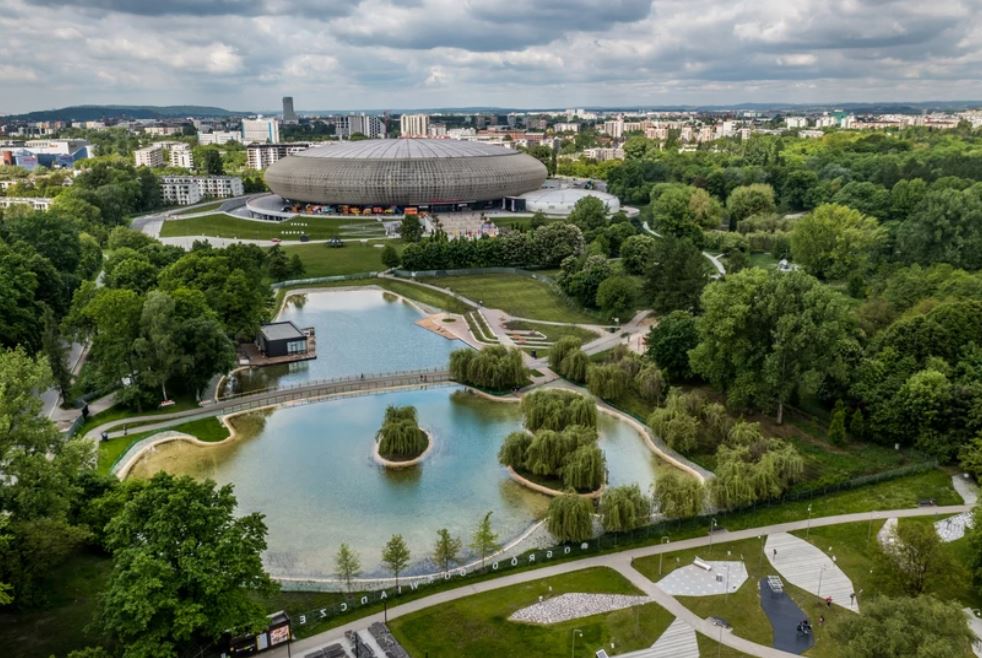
(28, 0, 351, 17)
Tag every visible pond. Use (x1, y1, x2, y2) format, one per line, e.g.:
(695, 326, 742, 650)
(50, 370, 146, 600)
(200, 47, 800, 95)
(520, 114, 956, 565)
(129, 386, 666, 578)
(230, 288, 461, 393)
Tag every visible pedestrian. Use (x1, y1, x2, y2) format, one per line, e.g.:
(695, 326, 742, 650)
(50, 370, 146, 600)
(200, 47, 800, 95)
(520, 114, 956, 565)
(825, 595, 832, 608)
(850, 592, 856, 605)
(819, 615, 825, 625)
(773, 548, 777, 560)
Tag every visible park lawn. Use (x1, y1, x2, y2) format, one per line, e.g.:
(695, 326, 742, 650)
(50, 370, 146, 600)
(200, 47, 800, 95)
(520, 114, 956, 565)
(281, 241, 397, 278)
(0, 551, 112, 658)
(75, 395, 199, 439)
(696, 635, 757, 657)
(389, 567, 673, 658)
(427, 273, 597, 323)
(160, 213, 387, 240)
(96, 417, 230, 474)
(747, 252, 781, 270)
(492, 215, 562, 230)
(173, 200, 226, 215)
(504, 319, 602, 346)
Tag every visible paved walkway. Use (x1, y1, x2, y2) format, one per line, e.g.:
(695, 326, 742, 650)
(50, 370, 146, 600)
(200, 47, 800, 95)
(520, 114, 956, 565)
(269, 505, 968, 658)
(621, 617, 700, 658)
(765, 533, 857, 611)
(657, 560, 748, 596)
(954, 475, 980, 505)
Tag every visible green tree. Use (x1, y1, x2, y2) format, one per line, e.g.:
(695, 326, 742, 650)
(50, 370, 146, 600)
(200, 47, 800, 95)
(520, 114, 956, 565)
(644, 236, 708, 314)
(875, 521, 960, 596)
(726, 183, 776, 226)
(585, 363, 631, 401)
(850, 408, 865, 440)
(896, 186, 982, 270)
(600, 484, 650, 533)
(335, 543, 361, 593)
(645, 310, 698, 381)
(470, 511, 500, 570)
(790, 203, 885, 280)
(595, 275, 638, 320)
(432, 528, 462, 574)
(690, 269, 857, 423)
(620, 234, 658, 275)
(400, 215, 423, 243)
(377, 405, 429, 460)
(558, 254, 612, 308)
(654, 471, 704, 519)
(567, 195, 608, 233)
(381, 243, 400, 268)
(828, 400, 848, 445)
(561, 444, 605, 491)
(546, 492, 593, 543)
(381, 534, 411, 588)
(99, 473, 274, 658)
(830, 595, 973, 658)
(650, 184, 706, 243)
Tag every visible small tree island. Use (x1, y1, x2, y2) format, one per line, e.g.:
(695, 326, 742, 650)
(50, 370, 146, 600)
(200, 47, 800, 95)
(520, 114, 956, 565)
(376, 405, 431, 464)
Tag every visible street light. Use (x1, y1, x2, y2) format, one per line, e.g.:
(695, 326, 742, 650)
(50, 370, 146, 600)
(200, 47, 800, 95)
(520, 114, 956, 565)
(658, 536, 670, 575)
(709, 517, 718, 551)
(807, 504, 813, 537)
(724, 564, 731, 603)
(570, 628, 583, 658)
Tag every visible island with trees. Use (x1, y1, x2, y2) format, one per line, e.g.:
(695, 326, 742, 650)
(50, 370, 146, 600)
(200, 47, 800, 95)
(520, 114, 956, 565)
(373, 405, 432, 466)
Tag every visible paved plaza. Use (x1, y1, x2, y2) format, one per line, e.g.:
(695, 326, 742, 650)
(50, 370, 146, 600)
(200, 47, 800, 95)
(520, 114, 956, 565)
(936, 512, 975, 542)
(765, 533, 858, 611)
(656, 560, 748, 596)
(508, 593, 649, 624)
(620, 618, 700, 658)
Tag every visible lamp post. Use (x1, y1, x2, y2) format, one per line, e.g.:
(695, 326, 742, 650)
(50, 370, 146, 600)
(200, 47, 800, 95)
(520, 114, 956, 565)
(724, 564, 731, 603)
(570, 628, 583, 658)
(658, 536, 670, 575)
(709, 518, 718, 551)
(817, 565, 826, 597)
(807, 504, 813, 537)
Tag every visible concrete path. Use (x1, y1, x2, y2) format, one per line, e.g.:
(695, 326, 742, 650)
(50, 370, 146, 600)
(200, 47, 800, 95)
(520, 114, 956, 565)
(621, 617, 700, 658)
(269, 505, 969, 658)
(765, 533, 857, 611)
(954, 474, 980, 505)
(656, 560, 748, 596)
(963, 608, 982, 658)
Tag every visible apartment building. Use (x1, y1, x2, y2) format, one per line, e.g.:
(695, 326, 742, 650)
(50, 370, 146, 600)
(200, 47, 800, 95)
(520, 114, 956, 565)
(160, 175, 244, 205)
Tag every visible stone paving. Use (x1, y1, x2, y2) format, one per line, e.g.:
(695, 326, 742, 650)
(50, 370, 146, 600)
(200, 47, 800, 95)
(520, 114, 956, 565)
(936, 511, 975, 543)
(656, 560, 748, 596)
(876, 517, 898, 548)
(619, 618, 700, 658)
(508, 593, 649, 624)
(765, 533, 858, 611)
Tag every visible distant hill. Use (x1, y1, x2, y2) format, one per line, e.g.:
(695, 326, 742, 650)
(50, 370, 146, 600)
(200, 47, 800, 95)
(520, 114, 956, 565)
(5, 105, 248, 121)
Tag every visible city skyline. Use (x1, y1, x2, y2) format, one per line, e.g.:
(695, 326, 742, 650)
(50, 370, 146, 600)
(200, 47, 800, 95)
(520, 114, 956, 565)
(3, 0, 982, 114)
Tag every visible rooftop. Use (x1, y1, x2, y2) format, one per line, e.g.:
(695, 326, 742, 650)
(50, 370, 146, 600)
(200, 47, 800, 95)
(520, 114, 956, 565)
(260, 321, 305, 342)
(297, 139, 519, 160)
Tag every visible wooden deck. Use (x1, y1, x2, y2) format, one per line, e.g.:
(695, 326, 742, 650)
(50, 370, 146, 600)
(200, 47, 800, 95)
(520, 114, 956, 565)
(239, 327, 317, 367)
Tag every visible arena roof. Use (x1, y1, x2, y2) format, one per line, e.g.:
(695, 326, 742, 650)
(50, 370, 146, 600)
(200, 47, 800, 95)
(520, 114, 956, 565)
(296, 139, 521, 160)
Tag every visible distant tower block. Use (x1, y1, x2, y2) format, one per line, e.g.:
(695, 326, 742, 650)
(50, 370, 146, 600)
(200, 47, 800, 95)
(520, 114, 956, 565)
(282, 96, 297, 123)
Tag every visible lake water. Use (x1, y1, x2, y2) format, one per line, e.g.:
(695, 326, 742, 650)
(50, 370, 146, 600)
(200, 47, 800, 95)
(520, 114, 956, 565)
(230, 288, 461, 393)
(130, 387, 665, 577)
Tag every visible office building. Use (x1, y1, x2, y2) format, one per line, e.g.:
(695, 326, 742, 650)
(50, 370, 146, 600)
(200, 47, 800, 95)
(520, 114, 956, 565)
(198, 131, 242, 145)
(160, 175, 244, 205)
(242, 117, 281, 144)
(400, 114, 430, 138)
(134, 145, 164, 168)
(282, 97, 298, 123)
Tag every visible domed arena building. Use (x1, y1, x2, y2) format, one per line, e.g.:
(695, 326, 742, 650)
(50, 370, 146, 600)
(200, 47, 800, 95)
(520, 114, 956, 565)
(263, 139, 548, 211)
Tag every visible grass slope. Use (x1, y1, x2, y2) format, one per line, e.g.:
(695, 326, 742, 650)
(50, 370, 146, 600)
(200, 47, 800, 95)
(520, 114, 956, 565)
(161, 213, 387, 240)
(282, 241, 398, 278)
(427, 274, 597, 323)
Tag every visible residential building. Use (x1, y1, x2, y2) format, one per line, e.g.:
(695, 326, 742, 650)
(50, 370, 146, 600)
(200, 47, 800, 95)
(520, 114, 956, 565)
(246, 143, 311, 170)
(554, 122, 580, 133)
(337, 114, 384, 139)
(282, 97, 298, 123)
(583, 147, 624, 161)
(602, 118, 624, 139)
(242, 117, 281, 144)
(400, 114, 430, 137)
(427, 123, 447, 138)
(0, 196, 53, 211)
(160, 175, 244, 205)
(198, 131, 243, 145)
(134, 145, 165, 168)
(144, 124, 186, 136)
(169, 143, 194, 169)
(785, 116, 808, 129)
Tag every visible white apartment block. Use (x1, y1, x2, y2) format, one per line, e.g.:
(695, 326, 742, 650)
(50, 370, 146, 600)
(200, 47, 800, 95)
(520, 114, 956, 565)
(198, 131, 243, 145)
(400, 114, 430, 137)
(554, 123, 580, 133)
(134, 145, 164, 168)
(0, 196, 53, 211)
(144, 125, 185, 136)
(785, 117, 808, 129)
(160, 176, 244, 205)
(242, 117, 281, 144)
(169, 143, 194, 169)
(815, 115, 838, 128)
(602, 118, 624, 139)
(583, 147, 625, 161)
(246, 143, 311, 170)
(337, 114, 384, 139)
(427, 123, 447, 138)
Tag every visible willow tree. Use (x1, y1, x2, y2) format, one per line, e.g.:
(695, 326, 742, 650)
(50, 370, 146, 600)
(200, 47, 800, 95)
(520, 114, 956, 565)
(635, 363, 665, 404)
(712, 437, 804, 510)
(546, 492, 594, 543)
(586, 363, 631, 401)
(449, 346, 526, 390)
(377, 405, 428, 460)
(600, 484, 650, 533)
(524, 429, 575, 477)
(562, 444, 605, 491)
(497, 431, 532, 469)
(654, 471, 704, 519)
(522, 389, 597, 432)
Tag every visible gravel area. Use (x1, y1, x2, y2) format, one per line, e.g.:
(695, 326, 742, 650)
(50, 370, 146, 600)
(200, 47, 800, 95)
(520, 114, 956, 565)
(936, 511, 974, 542)
(509, 593, 649, 624)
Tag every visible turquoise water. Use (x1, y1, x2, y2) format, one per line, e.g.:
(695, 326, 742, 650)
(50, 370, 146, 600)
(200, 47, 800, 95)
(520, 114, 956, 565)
(232, 288, 461, 392)
(131, 386, 664, 578)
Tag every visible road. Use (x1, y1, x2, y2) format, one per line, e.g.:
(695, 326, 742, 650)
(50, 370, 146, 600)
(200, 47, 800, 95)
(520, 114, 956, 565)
(268, 504, 970, 658)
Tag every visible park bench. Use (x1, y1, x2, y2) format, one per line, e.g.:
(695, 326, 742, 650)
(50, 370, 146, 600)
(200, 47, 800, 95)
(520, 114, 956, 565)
(693, 557, 713, 571)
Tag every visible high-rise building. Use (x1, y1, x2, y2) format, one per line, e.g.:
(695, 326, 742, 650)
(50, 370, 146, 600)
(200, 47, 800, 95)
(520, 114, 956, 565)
(246, 143, 311, 170)
(134, 145, 164, 168)
(400, 114, 430, 137)
(282, 97, 297, 123)
(242, 117, 281, 144)
(336, 114, 384, 139)
(169, 143, 194, 169)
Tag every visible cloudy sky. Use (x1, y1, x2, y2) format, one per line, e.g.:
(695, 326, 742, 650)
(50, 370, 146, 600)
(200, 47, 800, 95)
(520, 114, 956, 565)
(2, 0, 982, 113)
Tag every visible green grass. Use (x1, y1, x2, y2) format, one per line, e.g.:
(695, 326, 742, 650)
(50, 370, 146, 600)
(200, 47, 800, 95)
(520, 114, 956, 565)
(96, 417, 230, 474)
(504, 320, 601, 348)
(160, 213, 387, 240)
(466, 311, 499, 343)
(0, 551, 111, 658)
(389, 567, 672, 658)
(173, 200, 226, 215)
(746, 252, 781, 270)
(281, 241, 398, 278)
(427, 274, 597, 323)
(491, 215, 562, 230)
(75, 395, 199, 439)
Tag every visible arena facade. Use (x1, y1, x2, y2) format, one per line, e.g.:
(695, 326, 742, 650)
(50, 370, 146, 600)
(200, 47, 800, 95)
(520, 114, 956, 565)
(263, 139, 548, 209)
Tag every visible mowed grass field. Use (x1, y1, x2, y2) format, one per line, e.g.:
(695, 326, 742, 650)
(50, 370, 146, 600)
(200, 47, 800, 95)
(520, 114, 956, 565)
(160, 213, 388, 240)
(427, 273, 598, 323)
(281, 240, 399, 278)
(390, 567, 674, 658)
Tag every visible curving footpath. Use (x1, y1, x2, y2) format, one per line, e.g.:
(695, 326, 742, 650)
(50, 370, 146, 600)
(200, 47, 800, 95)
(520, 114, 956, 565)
(266, 504, 970, 658)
